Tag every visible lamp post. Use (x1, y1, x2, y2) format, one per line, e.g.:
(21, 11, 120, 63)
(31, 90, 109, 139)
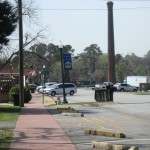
(39, 71, 41, 85)
(42, 65, 45, 104)
(59, 44, 68, 103)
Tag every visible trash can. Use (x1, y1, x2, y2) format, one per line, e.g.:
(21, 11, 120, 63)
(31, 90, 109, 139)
(95, 85, 116, 102)
(12, 94, 19, 106)
(30, 87, 35, 93)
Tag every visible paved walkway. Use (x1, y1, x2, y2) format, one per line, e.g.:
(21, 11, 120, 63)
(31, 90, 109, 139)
(10, 93, 77, 150)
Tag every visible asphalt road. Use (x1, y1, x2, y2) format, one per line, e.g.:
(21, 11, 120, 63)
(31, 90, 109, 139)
(48, 88, 150, 150)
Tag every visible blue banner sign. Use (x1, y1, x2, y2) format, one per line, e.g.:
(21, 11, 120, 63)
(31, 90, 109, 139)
(45, 70, 49, 78)
(63, 53, 72, 70)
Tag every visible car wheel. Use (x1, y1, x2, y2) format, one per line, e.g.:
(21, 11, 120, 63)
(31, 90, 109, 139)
(70, 90, 74, 96)
(120, 88, 124, 92)
(133, 89, 137, 92)
(51, 91, 56, 96)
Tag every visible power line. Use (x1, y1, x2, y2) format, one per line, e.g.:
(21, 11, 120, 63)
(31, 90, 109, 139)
(39, 8, 106, 11)
(103, 0, 150, 2)
(38, 7, 150, 11)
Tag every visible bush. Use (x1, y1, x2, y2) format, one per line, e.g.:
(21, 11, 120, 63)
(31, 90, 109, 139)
(9, 84, 32, 104)
(9, 84, 19, 100)
(24, 85, 32, 103)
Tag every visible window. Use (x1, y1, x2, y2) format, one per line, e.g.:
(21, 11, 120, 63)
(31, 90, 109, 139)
(65, 84, 75, 88)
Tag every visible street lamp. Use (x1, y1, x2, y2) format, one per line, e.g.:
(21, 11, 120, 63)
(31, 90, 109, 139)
(39, 71, 41, 85)
(59, 43, 68, 103)
(42, 65, 45, 104)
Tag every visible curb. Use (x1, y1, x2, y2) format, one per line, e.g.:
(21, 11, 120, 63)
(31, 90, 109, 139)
(57, 106, 84, 116)
(92, 141, 139, 150)
(61, 112, 84, 117)
(57, 106, 75, 111)
(85, 130, 126, 138)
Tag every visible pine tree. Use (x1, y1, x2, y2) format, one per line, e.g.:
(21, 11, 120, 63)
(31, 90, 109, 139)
(0, 1, 18, 47)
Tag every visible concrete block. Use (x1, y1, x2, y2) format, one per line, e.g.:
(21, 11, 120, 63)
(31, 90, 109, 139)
(92, 141, 137, 150)
(94, 130, 126, 138)
(96, 130, 114, 137)
(114, 133, 126, 138)
(61, 112, 84, 117)
(96, 130, 103, 135)
(129, 146, 139, 150)
(57, 106, 72, 110)
(92, 141, 112, 150)
(84, 130, 91, 134)
(112, 144, 129, 150)
(91, 130, 97, 135)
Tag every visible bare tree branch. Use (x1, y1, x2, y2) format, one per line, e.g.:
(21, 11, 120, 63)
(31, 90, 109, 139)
(0, 28, 46, 71)
(0, 51, 19, 70)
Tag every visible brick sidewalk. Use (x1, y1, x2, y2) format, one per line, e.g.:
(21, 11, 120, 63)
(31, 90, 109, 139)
(10, 93, 77, 150)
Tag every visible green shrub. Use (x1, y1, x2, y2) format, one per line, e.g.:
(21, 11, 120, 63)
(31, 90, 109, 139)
(24, 85, 32, 103)
(9, 84, 19, 100)
(9, 84, 32, 103)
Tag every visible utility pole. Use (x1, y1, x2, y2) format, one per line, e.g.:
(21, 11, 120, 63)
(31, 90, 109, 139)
(107, 1, 116, 83)
(18, 0, 24, 107)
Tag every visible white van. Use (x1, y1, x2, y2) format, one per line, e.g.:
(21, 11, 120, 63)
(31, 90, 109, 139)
(47, 83, 77, 96)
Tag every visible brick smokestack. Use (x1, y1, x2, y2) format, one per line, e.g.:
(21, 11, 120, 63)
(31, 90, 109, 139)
(107, 1, 116, 83)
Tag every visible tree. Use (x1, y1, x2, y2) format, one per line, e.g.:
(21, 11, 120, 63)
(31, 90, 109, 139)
(0, 0, 45, 71)
(0, 1, 17, 48)
(144, 50, 150, 75)
(83, 44, 102, 73)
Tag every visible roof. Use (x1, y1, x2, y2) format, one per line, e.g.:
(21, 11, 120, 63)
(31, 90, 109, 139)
(0, 69, 32, 76)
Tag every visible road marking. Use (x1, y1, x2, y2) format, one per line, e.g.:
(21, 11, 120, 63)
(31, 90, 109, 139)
(92, 117, 107, 123)
(99, 116, 126, 130)
(120, 115, 136, 121)
(104, 138, 150, 143)
(82, 117, 107, 129)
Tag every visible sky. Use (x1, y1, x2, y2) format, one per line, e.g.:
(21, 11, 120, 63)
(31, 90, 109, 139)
(11, 0, 150, 57)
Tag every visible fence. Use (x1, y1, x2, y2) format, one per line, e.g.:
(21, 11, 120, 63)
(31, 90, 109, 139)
(0, 77, 18, 103)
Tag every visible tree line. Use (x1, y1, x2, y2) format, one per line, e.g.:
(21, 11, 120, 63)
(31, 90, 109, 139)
(9, 42, 150, 85)
(0, 1, 150, 85)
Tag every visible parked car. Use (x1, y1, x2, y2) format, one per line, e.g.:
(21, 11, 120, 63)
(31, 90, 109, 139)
(92, 82, 114, 90)
(37, 82, 58, 93)
(28, 83, 37, 93)
(113, 83, 137, 92)
(45, 83, 77, 96)
(103, 82, 114, 86)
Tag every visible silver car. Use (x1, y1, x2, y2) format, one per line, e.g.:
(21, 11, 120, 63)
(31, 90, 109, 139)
(38, 82, 58, 93)
(113, 83, 137, 92)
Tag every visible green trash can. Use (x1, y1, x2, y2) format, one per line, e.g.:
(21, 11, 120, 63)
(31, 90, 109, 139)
(12, 94, 19, 106)
(30, 87, 35, 93)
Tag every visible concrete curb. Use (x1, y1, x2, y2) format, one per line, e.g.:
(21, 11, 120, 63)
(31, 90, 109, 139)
(61, 112, 84, 117)
(57, 106, 74, 109)
(92, 141, 139, 150)
(85, 130, 126, 138)
(57, 106, 75, 111)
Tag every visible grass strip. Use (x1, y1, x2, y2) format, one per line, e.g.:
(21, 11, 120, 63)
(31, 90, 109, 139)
(0, 105, 21, 149)
(0, 128, 14, 150)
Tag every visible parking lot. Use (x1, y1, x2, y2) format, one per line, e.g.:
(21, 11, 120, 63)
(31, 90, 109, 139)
(47, 88, 150, 150)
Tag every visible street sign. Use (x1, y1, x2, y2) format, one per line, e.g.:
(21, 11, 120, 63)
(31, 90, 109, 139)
(63, 53, 72, 70)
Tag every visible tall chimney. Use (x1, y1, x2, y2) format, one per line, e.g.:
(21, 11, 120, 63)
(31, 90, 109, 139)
(107, 1, 116, 83)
